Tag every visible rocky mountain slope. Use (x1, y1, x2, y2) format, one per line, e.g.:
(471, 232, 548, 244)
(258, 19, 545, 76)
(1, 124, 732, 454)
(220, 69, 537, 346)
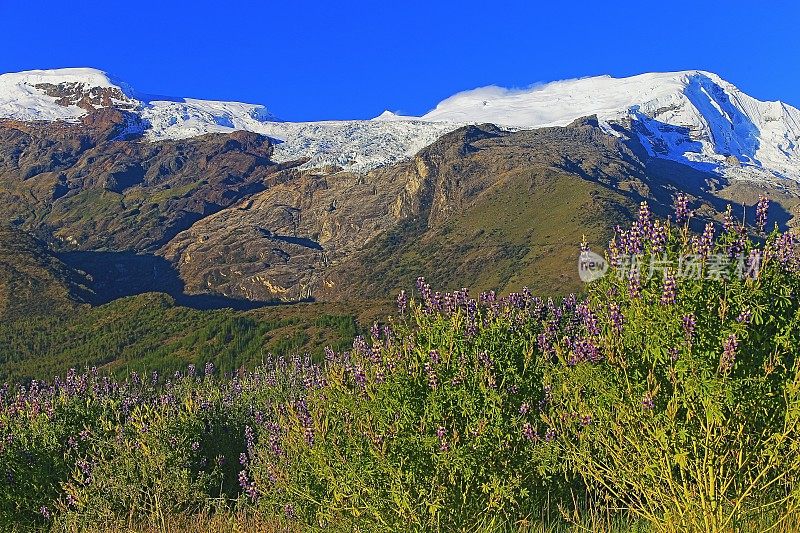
(0, 68, 798, 308)
(0, 108, 298, 251)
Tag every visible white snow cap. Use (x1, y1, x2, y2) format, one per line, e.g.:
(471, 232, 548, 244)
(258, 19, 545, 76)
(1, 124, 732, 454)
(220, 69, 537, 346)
(420, 71, 800, 180)
(1, 68, 800, 180)
(0, 67, 130, 121)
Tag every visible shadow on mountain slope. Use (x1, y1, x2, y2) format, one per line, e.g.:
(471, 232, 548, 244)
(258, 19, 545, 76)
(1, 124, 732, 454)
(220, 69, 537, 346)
(58, 250, 284, 310)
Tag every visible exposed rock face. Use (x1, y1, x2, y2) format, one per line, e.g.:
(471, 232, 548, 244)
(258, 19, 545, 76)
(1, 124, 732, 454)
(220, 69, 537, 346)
(0, 109, 302, 251)
(34, 82, 137, 112)
(320, 121, 650, 298)
(160, 161, 417, 300)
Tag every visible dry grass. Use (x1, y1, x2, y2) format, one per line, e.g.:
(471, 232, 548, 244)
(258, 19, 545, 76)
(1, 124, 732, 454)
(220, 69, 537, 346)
(44, 509, 800, 533)
(53, 512, 302, 533)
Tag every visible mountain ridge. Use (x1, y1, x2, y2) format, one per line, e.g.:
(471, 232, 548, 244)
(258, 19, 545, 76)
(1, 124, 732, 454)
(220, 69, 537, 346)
(2, 68, 799, 180)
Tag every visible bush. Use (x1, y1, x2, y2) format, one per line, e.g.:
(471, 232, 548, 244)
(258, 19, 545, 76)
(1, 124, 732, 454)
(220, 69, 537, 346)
(543, 197, 800, 531)
(248, 291, 566, 531)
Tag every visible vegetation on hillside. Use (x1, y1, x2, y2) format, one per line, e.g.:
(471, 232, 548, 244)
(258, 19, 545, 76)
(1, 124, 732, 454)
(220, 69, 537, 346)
(0, 293, 384, 383)
(2, 196, 800, 531)
(0, 227, 93, 320)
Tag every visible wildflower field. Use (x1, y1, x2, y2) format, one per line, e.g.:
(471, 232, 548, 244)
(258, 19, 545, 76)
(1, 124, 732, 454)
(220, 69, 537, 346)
(2, 197, 800, 532)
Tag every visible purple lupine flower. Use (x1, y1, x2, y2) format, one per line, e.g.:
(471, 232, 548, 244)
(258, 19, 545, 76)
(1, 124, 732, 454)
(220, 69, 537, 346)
(416, 277, 432, 309)
(737, 307, 752, 325)
(436, 426, 449, 451)
(723, 204, 735, 233)
(324, 347, 336, 363)
(625, 225, 644, 255)
(266, 422, 284, 457)
(431, 291, 443, 312)
(40, 506, 50, 520)
(77, 459, 93, 484)
(352, 336, 369, 356)
(425, 362, 438, 390)
(352, 364, 367, 388)
(682, 314, 697, 343)
(544, 428, 556, 442)
(204, 362, 215, 377)
(756, 195, 770, 231)
(627, 270, 641, 299)
(661, 269, 676, 305)
(668, 347, 680, 362)
(727, 225, 747, 259)
(522, 422, 536, 441)
(642, 393, 655, 410)
(577, 303, 600, 336)
(238, 469, 258, 500)
(608, 235, 621, 267)
(245, 425, 255, 451)
(720, 334, 738, 373)
(773, 232, 798, 268)
(638, 201, 653, 238)
(536, 333, 551, 354)
(519, 402, 530, 415)
(608, 303, 624, 336)
(396, 290, 408, 314)
(571, 338, 602, 365)
(579, 414, 593, 427)
(651, 220, 667, 253)
(294, 399, 315, 447)
(693, 223, 715, 260)
(673, 193, 691, 225)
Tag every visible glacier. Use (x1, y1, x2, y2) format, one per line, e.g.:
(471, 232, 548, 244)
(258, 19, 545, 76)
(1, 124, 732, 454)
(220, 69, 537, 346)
(1, 68, 799, 180)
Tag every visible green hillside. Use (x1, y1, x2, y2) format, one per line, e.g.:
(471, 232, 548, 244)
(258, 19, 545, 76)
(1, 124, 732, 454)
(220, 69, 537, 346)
(0, 292, 388, 382)
(0, 226, 93, 320)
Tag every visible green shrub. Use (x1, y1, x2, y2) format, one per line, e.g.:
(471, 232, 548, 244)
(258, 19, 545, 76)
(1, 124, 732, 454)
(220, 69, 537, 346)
(247, 294, 571, 531)
(543, 198, 800, 531)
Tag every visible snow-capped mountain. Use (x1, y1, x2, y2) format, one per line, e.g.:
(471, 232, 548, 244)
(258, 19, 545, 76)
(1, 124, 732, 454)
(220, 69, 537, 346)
(0, 68, 135, 121)
(417, 71, 800, 181)
(0, 68, 459, 171)
(1, 68, 800, 180)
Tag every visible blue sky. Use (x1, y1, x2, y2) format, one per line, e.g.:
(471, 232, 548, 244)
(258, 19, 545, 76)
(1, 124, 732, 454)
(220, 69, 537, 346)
(1, 0, 797, 121)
